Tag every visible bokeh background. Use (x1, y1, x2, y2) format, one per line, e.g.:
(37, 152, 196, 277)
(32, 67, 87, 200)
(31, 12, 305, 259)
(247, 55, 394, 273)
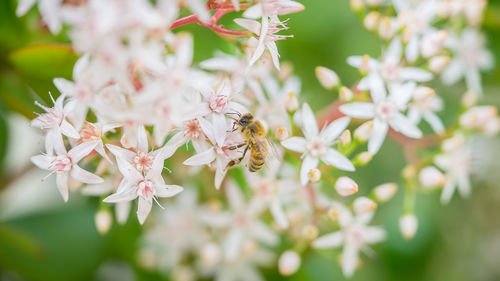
(1, 0, 500, 280)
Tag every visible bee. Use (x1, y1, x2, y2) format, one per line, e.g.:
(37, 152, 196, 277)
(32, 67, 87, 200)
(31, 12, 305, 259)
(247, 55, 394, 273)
(226, 112, 274, 172)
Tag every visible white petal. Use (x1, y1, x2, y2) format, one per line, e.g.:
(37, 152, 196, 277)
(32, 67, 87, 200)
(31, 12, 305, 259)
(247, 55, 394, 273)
(137, 126, 149, 153)
(270, 199, 289, 228)
(70, 165, 103, 184)
(31, 154, 55, 170)
(385, 37, 402, 66)
(423, 112, 445, 134)
(368, 73, 386, 103)
(389, 82, 415, 108)
(103, 189, 138, 203)
(339, 103, 375, 119)
(440, 179, 456, 204)
(212, 113, 228, 147)
(313, 231, 343, 249)
(116, 201, 131, 224)
(224, 229, 244, 261)
(465, 68, 482, 95)
(368, 119, 389, 154)
(242, 3, 262, 19)
(300, 156, 319, 185)
(56, 172, 69, 202)
(441, 59, 464, 85)
(457, 174, 471, 198)
(68, 141, 97, 163)
(156, 184, 184, 198)
(114, 156, 143, 183)
(251, 221, 279, 245)
(60, 120, 80, 139)
(341, 243, 359, 278)
(226, 183, 245, 210)
(281, 137, 306, 153)
(322, 149, 355, 171)
(301, 103, 318, 137)
(363, 226, 386, 244)
(105, 144, 136, 162)
(183, 148, 216, 166)
(399, 67, 433, 82)
(53, 78, 75, 96)
(234, 18, 261, 35)
(405, 36, 420, 63)
(321, 117, 351, 143)
(390, 113, 423, 139)
(137, 197, 152, 225)
(248, 39, 266, 68)
(266, 41, 281, 70)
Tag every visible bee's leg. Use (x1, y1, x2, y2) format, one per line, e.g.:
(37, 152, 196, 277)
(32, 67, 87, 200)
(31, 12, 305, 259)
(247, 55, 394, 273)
(228, 142, 247, 150)
(226, 144, 250, 168)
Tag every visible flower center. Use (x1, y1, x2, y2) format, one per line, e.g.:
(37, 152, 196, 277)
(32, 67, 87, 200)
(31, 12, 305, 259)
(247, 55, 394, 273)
(50, 155, 72, 173)
(133, 152, 154, 172)
(184, 119, 201, 139)
(307, 136, 327, 157)
(209, 94, 228, 113)
(381, 63, 401, 83)
(80, 122, 102, 142)
(137, 180, 155, 200)
(256, 180, 276, 200)
(376, 101, 396, 121)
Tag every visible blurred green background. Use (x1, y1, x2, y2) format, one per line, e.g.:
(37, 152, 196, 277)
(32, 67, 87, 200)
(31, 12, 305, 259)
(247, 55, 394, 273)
(1, 0, 500, 280)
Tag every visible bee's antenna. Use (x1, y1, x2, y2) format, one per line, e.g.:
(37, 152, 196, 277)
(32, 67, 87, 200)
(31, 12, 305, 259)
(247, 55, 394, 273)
(225, 111, 241, 117)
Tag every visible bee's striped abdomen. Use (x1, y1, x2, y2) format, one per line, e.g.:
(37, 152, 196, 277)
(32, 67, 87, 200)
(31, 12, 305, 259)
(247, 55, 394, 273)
(248, 142, 266, 172)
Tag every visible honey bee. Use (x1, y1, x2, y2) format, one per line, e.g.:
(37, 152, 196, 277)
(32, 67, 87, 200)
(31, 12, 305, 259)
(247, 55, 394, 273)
(226, 112, 275, 172)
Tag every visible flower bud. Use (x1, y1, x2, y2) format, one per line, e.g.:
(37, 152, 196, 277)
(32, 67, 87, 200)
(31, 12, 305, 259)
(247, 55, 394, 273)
(399, 214, 418, 240)
(429, 55, 450, 73)
(350, 0, 364, 11)
(374, 183, 397, 202)
(354, 151, 373, 165)
(379, 17, 394, 40)
(364, 12, 380, 31)
(278, 62, 294, 81)
(286, 92, 299, 112)
(302, 224, 318, 239)
(327, 207, 340, 221)
(353, 197, 377, 214)
(484, 117, 500, 136)
(335, 176, 359, 196)
(315, 66, 340, 90)
(365, 0, 384, 7)
(339, 86, 354, 102)
(275, 126, 289, 141)
(339, 130, 352, 146)
(279, 251, 301, 276)
(462, 91, 478, 108)
(200, 242, 221, 266)
(360, 55, 371, 74)
(95, 210, 112, 235)
(421, 30, 447, 58)
(173, 266, 195, 281)
(354, 121, 373, 142)
(419, 166, 446, 189)
(308, 168, 321, 183)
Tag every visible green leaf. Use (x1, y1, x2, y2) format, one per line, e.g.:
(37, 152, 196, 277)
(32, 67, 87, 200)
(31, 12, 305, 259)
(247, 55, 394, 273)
(0, 109, 7, 175)
(8, 44, 78, 103)
(0, 70, 38, 119)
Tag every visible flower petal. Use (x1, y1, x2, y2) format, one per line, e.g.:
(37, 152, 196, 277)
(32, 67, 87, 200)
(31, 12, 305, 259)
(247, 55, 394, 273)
(183, 148, 216, 166)
(399, 67, 433, 82)
(341, 242, 359, 278)
(281, 137, 306, 153)
(339, 103, 375, 119)
(368, 119, 389, 154)
(321, 116, 351, 143)
(105, 144, 136, 162)
(137, 126, 149, 153)
(301, 103, 318, 138)
(56, 172, 69, 202)
(234, 18, 261, 35)
(270, 199, 289, 228)
(322, 149, 355, 171)
(156, 184, 184, 198)
(390, 113, 423, 139)
(313, 231, 343, 249)
(103, 189, 138, 203)
(60, 120, 80, 139)
(68, 141, 98, 163)
(71, 165, 104, 184)
(300, 155, 319, 185)
(137, 197, 152, 225)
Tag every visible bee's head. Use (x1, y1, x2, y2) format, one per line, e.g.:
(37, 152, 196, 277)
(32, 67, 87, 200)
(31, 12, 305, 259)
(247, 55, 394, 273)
(238, 113, 253, 127)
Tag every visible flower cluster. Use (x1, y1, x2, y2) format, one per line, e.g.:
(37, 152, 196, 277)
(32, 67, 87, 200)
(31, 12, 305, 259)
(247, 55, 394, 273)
(21, 0, 497, 279)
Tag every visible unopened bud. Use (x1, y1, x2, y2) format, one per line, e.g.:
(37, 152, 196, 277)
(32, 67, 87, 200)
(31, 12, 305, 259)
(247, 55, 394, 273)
(419, 166, 446, 189)
(354, 121, 373, 142)
(95, 210, 112, 235)
(355, 151, 373, 165)
(278, 62, 294, 81)
(350, 0, 364, 11)
(365, 0, 384, 7)
(360, 55, 371, 74)
(279, 251, 301, 276)
(327, 207, 340, 221)
(484, 117, 500, 136)
(339, 130, 352, 146)
(315, 66, 340, 90)
(399, 214, 418, 240)
(374, 183, 398, 202)
(302, 224, 318, 239)
(308, 168, 321, 183)
(379, 17, 394, 40)
(421, 30, 447, 58)
(286, 92, 299, 112)
(402, 165, 417, 180)
(353, 197, 377, 214)
(335, 176, 359, 196)
(275, 126, 289, 141)
(200, 243, 221, 266)
(462, 91, 478, 108)
(429, 56, 450, 73)
(364, 12, 380, 31)
(339, 86, 354, 102)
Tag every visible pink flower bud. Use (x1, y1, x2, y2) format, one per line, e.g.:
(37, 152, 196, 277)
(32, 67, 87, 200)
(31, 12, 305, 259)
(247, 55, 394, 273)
(364, 12, 380, 31)
(355, 121, 373, 142)
(429, 56, 450, 73)
(308, 168, 321, 183)
(279, 251, 301, 276)
(335, 176, 359, 196)
(353, 197, 377, 214)
(374, 183, 398, 202)
(315, 66, 340, 90)
(95, 210, 112, 235)
(419, 166, 446, 189)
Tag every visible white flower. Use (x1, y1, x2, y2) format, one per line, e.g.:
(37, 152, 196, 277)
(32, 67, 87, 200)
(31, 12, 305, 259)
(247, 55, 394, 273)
(313, 208, 386, 278)
(348, 37, 433, 94)
(31, 94, 80, 155)
(282, 103, 354, 185)
(243, 0, 304, 19)
(335, 176, 359, 196)
(235, 15, 292, 70)
(17, 0, 63, 33)
(399, 214, 418, 239)
(340, 82, 423, 154)
(183, 117, 242, 189)
(31, 140, 103, 202)
(278, 250, 301, 276)
(442, 28, 494, 95)
(407, 86, 445, 134)
(79, 121, 120, 163)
